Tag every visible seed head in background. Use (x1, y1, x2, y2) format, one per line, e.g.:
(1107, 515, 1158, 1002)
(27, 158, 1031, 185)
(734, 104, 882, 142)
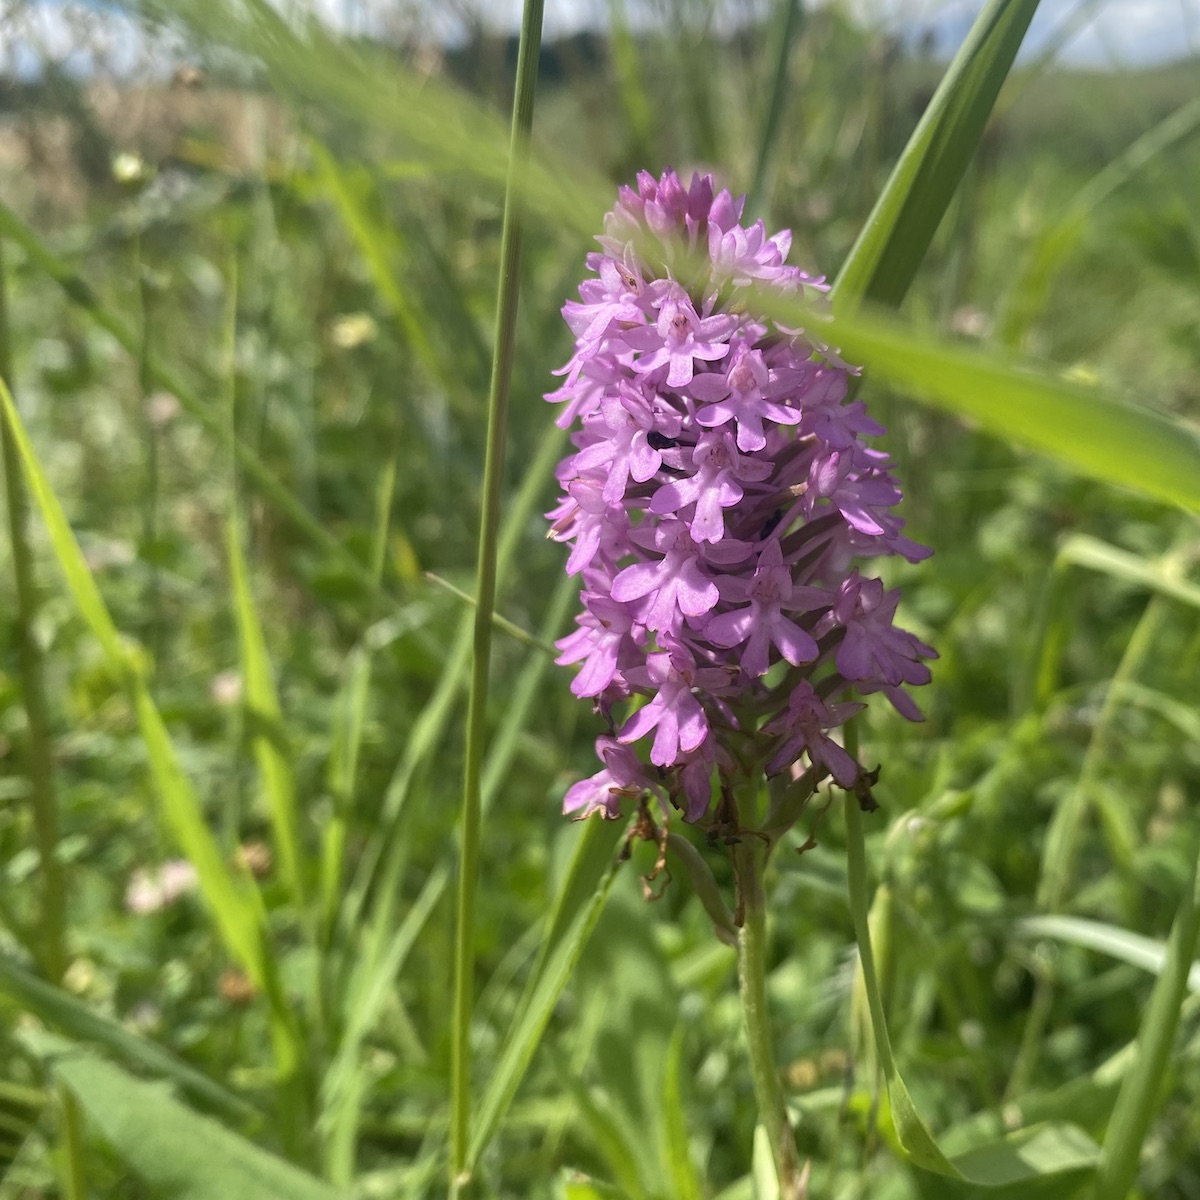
(547, 169, 935, 826)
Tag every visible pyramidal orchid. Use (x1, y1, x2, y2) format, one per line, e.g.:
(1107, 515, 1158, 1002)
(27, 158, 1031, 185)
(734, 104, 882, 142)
(549, 169, 935, 830)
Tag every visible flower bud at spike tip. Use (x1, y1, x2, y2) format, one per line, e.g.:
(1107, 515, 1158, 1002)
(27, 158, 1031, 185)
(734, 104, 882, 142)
(548, 169, 936, 825)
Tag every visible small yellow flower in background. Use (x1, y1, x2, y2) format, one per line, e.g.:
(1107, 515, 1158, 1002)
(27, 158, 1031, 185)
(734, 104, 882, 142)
(329, 312, 378, 349)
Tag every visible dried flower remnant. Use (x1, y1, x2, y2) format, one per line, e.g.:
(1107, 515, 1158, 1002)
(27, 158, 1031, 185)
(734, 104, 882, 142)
(548, 170, 935, 827)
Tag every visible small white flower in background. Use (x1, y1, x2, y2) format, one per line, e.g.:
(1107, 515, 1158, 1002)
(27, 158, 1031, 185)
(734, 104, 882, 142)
(210, 670, 243, 708)
(146, 391, 181, 428)
(125, 860, 198, 915)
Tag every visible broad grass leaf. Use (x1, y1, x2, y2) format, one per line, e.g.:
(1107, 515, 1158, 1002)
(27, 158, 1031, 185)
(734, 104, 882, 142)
(824, 305, 1200, 514)
(49, 1052, 341, 1200)
(831, 0, 1040, 309)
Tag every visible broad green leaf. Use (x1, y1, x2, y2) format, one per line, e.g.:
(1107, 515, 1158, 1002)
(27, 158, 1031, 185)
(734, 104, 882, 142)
(825, 305, 1200, 514)
(843, 793, 1100, 1184)
(228, 515, 304, 909)
(467, 813, 627, 1170)
(832, 0, 1040, 308)
(0, 954, 251, 1121)
(48, 1051, 341, 1200)
(1095, 837, 1200, 1199)
(0, 379, 300, 1079)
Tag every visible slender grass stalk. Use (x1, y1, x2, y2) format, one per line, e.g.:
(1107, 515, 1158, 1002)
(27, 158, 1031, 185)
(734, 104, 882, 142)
(747, 0, 804, 222)
(734, 833, 804, 1197)
(450, 0, 545, 1188)
(1094, 834, 1200, 1199)
(0, 240, 86, 1200)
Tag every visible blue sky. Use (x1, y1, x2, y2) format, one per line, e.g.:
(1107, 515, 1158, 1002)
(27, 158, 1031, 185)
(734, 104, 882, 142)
(476, 0, 1200, 65)
(5, 0, 1200, 75)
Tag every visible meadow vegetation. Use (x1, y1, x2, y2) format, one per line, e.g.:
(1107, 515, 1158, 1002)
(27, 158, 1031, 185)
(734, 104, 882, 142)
(1, 1, 1200, 1196)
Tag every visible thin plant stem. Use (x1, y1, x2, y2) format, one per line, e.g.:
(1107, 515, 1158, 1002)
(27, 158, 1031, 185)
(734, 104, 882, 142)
(0, 240, 86, 1200)
(450, 0, 545, 1189)
(747, 0, 804, 221)
(733, 835, 804, 1197)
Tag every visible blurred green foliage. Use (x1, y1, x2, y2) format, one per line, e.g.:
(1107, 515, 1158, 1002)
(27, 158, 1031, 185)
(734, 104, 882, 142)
(1, 1, 1199, 1196)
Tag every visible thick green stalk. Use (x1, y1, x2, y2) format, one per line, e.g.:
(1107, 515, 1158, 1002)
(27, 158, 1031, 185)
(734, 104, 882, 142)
(733, 837, 804, 1197)
(0, 241, 86, 1199)
(450, 0, 544, 1189)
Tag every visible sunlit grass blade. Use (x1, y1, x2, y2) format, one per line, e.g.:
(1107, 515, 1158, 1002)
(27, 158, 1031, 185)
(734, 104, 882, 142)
(1016, 915, 1200, 990)
(307, 141, 487, 405)
(1056, 534, 1200, 609)
(1094, 837, 1200, 1200)
(831, 0, 1041, 308)
(467, 813, 627, 1171)
(823, 304, 1200, 513)
(0, 954, 252, 1121)
(0, 376, 300, 1082)
(1036, 586, 1171, 912)
(136, 0, 608, 239)
(228, 515, 305, 910)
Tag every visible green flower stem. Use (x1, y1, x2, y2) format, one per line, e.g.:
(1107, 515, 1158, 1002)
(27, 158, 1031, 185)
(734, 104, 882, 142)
(450, 0, 544, 1190)
(0, 242, 86, 1199)
(733, 836, 804, 1197)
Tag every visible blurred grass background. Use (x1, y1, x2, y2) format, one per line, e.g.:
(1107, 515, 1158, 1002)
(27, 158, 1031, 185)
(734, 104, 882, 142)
(1, 0, 1199, 1196)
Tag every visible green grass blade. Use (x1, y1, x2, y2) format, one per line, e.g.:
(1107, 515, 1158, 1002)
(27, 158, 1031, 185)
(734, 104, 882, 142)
(831, 0, 1040, 309)
(824, 304, 1200, 513)
(1015, 915, 1200, 990)
(747, 0, 805, 221)
(1056, 535, 1200, 609)
(43, 1046, 342, 1200)
(227, 516, 305, 910)
(1094, 838, 1200, 1199)
(0, 377, 300, 1081)
(467, 814, 627, 1171)
(0, 954, 252, 1121)
(661, 1026, 702, 1200)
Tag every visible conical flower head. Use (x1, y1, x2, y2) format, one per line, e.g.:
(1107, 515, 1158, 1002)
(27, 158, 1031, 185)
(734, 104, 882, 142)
(548, 169, 936, 824)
